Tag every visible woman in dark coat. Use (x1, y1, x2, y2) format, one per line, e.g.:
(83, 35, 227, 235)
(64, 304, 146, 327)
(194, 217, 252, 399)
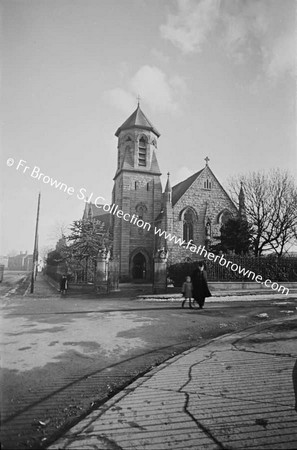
(191, 261, 211, 309)
(293, 359, 297, 412)
(60, 275, 68, 295)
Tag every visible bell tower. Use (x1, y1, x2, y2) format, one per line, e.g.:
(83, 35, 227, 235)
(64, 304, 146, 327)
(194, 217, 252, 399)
(112, 104, 162, 281)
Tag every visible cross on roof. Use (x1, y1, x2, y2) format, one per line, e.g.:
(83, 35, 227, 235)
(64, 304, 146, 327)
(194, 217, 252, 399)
(137, 94, 141, 106)
(205, 156, 210, 166)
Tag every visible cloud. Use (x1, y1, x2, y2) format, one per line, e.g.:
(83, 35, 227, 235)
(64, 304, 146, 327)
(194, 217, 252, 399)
(151, 48, 170, 64)
(219, 1, 270, 65)
(105, 65, 187, 115)
(263, 32, 296, 81)
(160, 0, 296, 82)
(160, 0, 267, 59)
(131, 65, 186, 113)
(160, 0, 220, 54)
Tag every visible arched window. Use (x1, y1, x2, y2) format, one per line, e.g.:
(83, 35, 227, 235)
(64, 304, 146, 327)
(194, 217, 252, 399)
(138, 137, 147, 166)
(183, 209, 194, 242)
(218, 210, 232, 226)
(203, 179, 212, 189)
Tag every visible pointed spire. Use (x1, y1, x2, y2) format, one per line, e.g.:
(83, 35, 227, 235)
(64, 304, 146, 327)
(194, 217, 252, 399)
(239, 181, 247, 221)
(165, 172, 172, 192)
(164, 172, 172, 204)
(115, 105, 160, 137)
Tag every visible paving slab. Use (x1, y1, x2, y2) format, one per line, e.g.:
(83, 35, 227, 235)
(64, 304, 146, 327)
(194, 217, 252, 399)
(49, 317, 297, 449)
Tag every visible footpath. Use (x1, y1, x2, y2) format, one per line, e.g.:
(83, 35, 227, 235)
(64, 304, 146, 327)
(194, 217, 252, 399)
(23, 276, 297, 449)
(48, 320, 297, 449)
(24, 274, 297, 302)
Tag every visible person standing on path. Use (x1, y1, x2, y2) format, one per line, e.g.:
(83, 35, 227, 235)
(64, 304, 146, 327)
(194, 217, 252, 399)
(181, 276, 193, 309)
(293, 359, 297, 412)
(60, 275, 68, 295)
(191, 261, 211, 309)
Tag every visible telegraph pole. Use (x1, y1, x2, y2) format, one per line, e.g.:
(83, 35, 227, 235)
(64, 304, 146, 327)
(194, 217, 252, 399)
(30, 192, 41, 293)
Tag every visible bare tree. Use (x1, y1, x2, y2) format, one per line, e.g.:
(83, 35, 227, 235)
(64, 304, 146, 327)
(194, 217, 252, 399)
(47, 221, 69, 245)
(228, 169, 297, 256)
(39, 245, 54, 264)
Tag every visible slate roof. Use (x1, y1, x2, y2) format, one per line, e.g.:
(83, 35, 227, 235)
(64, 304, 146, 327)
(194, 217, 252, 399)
(172, 170, 203, 206)
(115, 105, 160, 137)
(95, 213, 111, 229)
(83, 203, 111, 229)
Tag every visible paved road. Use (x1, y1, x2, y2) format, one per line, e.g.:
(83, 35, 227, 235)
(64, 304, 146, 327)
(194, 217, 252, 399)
(1, 276, 297, 449)
(0, 270, 30, 297)
(50, 317, 297, 450)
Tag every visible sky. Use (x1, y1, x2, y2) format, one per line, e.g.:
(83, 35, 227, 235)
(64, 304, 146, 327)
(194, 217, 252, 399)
(1, 0, 296, 256)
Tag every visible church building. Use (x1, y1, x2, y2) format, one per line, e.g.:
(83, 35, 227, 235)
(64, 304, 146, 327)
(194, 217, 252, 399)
(111, 104, 237, 281)
(85, 104, 238, 282)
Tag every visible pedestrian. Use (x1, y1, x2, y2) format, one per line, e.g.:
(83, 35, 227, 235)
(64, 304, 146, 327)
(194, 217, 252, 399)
(60, 275, 68, 295)
(181, 276, 193, 309)
(293, 359, 297, 412)
(191, 261, 211, 309)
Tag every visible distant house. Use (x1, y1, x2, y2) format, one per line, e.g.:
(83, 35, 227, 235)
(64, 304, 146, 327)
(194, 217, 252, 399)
(8, 251, 33, 271)
(23, 254, 33, 271)
(0, 256, 9, 268)
(8, 252, 26, 270)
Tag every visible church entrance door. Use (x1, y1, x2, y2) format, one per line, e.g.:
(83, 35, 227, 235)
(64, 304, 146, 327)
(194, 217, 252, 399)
(132, 253, 146, 280)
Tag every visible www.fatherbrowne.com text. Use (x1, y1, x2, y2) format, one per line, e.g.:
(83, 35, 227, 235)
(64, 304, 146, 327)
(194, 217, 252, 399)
(8, 158, 290, 295)
(154, 228, 289, 295)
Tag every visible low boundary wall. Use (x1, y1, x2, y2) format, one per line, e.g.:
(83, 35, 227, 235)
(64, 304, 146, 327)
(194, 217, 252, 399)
(208, 281, 297, 291)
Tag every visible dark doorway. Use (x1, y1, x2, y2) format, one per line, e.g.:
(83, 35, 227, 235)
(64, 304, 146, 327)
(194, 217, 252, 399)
(132, 253, 146, 280)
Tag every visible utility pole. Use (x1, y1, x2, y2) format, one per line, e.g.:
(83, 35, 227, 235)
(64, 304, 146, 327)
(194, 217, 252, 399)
(30, 192, 41, 293)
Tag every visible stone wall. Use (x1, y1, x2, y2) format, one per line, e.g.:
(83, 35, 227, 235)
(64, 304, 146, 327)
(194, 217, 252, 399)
(112, 127, 162, 281)
(169, 166, 237, 264)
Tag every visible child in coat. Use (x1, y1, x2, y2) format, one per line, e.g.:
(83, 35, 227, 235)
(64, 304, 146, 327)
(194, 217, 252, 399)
(181, 276, 193, 309)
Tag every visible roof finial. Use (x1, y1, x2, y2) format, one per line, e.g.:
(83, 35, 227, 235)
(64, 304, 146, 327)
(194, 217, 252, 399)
(137, 94, 141, 107)
(165, 171, 172, 195)
(205, 156, 210, 166)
